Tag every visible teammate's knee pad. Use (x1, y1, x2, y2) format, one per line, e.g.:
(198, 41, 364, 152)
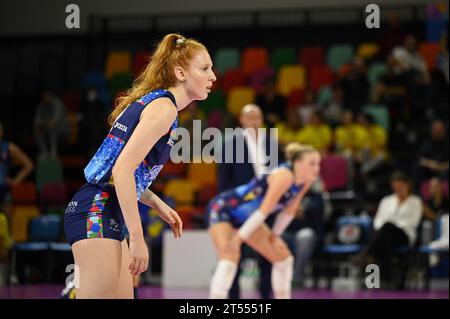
(271, 255, 294, 299)
(295, 228, 316, 247)
(209, 259, 238, 299)
(295, 228, 315, 242)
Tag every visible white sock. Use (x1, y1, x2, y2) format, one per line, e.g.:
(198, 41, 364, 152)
(272, 255, 294, 299)
(209, 260, 238, 299)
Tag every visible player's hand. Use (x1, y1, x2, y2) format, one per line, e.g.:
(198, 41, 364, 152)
(128, 236, 149, 276)
(158, 207, 183, 238)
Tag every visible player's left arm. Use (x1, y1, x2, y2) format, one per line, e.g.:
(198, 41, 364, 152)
(272, 180, 314, 236)
(140, 189, 183, 238)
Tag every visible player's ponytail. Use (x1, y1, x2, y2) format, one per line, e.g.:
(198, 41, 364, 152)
(285, 143, 317, 164)
(108, 33, 206, 125)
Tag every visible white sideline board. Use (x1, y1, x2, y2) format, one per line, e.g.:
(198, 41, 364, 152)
(162, 230, 217, 288)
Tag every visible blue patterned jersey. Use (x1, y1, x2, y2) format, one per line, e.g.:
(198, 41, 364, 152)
(209, 163, 304, 226)
(84, 89, 178, 200)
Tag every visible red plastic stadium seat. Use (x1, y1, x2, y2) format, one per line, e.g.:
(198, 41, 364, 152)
(222, 69, 247, 93)
(299, 46, 325, 68)
(320, 154, 348, 191)
(242, 47, 269, 76)
(308, 65, 335, 92)
(11, 181, 37, 204)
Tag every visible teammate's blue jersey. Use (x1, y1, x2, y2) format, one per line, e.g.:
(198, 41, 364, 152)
(207, 163, 304, 227)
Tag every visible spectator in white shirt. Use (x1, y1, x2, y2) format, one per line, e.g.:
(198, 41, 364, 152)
(353, 171, 422, 286)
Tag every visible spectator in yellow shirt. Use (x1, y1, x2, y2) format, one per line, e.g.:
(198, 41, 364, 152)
(334, 111, 366, 188)
(298, 111, 332, 154)
(275, 108, 303, 149)
(357, 113, 389, 177)
(334, 110, 366, 158)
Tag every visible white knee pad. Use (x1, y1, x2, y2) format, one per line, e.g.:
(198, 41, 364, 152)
(238, 210, 266, 240)
(296, 228, 314, 241)
(295, 228, 315, 245)
(272, 255, 294, 299)
(209, 260, 238, 299)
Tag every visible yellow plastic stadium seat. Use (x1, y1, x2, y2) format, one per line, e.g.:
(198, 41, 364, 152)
(11, 206, 39, 242)
(277, 65, 306, 96)
(105, 51, 132, 80)
(0, 212, 12, 249)
(357, 43, 379, 59)
(227, 87, 255, 117)
(147, 209, 165, 239)
(187, 159, 217, 187)
(67, 112, 79, 145)
(163, 180, 197, 205)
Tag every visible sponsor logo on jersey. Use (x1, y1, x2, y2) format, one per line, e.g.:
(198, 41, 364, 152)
(113, 122, 128, 132)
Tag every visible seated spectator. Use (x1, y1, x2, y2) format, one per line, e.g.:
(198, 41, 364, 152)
(340, 57, 370, 115)
(392, 34, 432, 113)
(334, 110, 366, 158)
(352, 171, 422, 288)
(33, 90, 70, 158)
(392, 34, 430, 84)
(428, 213, 449, 267)
(374, 54, 409, 122)
(426, 179, 449, 266)
(357, 113, 388, 178)
(375, 52, 409, 92)
(323, 85, 345, 128)
(420, 178, 448, 256)
(298, 89, 317, 126)
(414, 120, 449, 191)
(298, 111, 332, 154)
(334, 111, 366, 187)
(275, 109, 303, 149)
(255, 77, 286, 128)
(422, 177, 449, 221)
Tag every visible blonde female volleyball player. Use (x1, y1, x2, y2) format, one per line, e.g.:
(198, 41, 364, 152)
(207, 143, 321, 299)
